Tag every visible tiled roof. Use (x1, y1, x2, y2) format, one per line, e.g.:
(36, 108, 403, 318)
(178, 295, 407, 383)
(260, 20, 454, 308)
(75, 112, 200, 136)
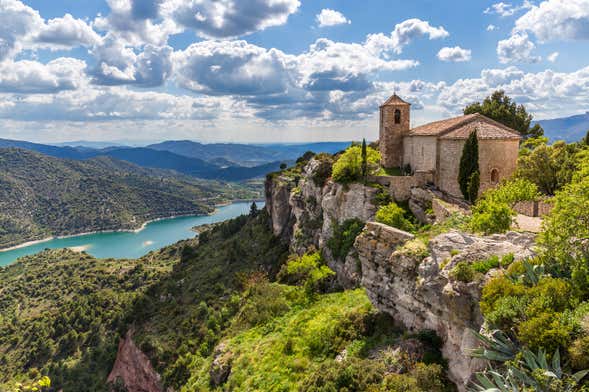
(381, 93, 410, 107)
(408, 113, 521, 140)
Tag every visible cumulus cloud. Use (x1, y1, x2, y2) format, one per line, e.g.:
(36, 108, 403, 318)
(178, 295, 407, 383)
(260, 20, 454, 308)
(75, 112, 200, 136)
(515, 0, 589, 41)
(390, 18, 449, 53)
(174, 40, 293, 96)
(0, 0, 43, 61)
(316, 9, 350, 27)
(487, 24, 498, 31)
(90, 38, 173, 87)
(437, 46, 472, 62)
(36, 14, 101, 49)
(497, 32, 541, 63)
(0, 57, 87, 93)
(547, 51, 559, 62)
(162, 0, 300, 39)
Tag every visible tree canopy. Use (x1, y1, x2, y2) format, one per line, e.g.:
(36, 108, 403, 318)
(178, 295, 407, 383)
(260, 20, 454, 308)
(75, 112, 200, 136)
(464, 90, 544, 139)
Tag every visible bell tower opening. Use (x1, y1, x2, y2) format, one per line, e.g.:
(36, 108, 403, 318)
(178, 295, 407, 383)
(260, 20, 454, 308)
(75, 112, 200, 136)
(394, 109, 401, 124)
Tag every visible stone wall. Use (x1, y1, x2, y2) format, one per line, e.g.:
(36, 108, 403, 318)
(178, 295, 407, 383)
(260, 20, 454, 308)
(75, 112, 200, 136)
(513, 199, 554, 217)
(403, 135, 437, 172)
(437, 138, 519, 198)
(368, 171, 434, 202)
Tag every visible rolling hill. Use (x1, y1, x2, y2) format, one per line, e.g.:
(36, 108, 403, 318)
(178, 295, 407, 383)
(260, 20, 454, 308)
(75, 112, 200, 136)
(537, 112, 589, 142)
(0, 148, 258, 249)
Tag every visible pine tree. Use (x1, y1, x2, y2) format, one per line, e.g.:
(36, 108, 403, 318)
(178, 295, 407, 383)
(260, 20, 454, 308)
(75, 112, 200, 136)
(249, 201, 258, 217)
(458, 130, 480, 202)
(361, 138, 368, 183)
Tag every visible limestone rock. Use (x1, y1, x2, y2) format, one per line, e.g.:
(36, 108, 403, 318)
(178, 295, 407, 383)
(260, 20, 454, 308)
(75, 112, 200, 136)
(209, 342, 232, 388)
(107, 331, 163, 392)
(355, 225, 536, 391)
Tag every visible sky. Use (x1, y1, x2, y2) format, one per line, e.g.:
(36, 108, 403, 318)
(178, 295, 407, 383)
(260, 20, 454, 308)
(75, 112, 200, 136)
(0, 0, 588, 144)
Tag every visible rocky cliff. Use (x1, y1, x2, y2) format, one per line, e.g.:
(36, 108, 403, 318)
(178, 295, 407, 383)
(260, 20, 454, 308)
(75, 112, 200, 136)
(265, 157, 537, 390)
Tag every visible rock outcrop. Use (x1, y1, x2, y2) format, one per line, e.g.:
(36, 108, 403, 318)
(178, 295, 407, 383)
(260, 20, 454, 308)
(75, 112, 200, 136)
(107, 331, 163, 392)
(355, 223, 536, 390)
(266, 159, 378, 287)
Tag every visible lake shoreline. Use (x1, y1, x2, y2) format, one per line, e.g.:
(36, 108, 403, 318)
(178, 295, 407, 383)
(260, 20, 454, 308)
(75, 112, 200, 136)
(0, 199, 265, 253)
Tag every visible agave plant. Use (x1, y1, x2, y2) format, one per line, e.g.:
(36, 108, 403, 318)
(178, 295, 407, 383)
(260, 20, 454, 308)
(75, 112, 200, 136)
(469, 330, 589, 392)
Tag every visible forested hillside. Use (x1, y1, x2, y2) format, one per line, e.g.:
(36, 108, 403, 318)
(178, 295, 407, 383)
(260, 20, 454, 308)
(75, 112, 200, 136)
(0, 148, 258, 248)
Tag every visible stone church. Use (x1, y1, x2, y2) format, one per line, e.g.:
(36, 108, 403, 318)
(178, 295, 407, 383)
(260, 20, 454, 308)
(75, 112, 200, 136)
(379, 94, 521, 198)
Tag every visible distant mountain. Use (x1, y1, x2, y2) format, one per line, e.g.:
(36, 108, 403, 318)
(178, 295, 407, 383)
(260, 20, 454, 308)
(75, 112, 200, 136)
(0, 148, 257, 249)
(537, 112, 589, 142)
(148, 140, 352, 166)
(53, 140, 128, 149)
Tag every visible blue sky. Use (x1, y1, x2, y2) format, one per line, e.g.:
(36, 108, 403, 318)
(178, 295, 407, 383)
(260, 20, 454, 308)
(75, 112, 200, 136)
(1, 0, 588, 143)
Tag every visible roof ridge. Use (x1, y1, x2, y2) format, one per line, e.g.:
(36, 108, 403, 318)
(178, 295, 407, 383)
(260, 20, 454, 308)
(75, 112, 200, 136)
(473, 114, 522, 137)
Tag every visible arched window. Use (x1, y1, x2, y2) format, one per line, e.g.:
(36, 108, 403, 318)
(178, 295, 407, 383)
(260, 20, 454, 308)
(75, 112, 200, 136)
(490, 168, 500, 184)
(394, 109, 401, 124)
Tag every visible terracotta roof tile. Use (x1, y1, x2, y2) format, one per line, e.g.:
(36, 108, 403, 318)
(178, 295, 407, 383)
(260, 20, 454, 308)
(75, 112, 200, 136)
(408, 113, 521, 140)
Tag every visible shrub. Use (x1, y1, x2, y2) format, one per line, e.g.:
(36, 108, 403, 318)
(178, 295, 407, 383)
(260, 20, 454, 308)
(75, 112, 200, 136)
(332, 145, 380, 184)
(569, 335, 589, 369)
(277, 252, 335, 295)
(311, 153, 334, 187)
(375, 202, 416, 233)
(449, 262, 480, 283)
(469, 198, 514, 234)
(471, 255, 500, 274)
(327, 219, 365, 260)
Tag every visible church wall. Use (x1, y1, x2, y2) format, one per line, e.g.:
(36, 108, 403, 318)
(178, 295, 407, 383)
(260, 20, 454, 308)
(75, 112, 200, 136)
(403, 136, 437, 172)
(478, 139, 520, 194)
(437, 138, 520, 198)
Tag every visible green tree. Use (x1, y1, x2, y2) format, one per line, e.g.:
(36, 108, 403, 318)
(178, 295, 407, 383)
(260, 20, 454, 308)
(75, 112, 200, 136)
(467, 170, 480, 203)
(458, 130, 480, 202)
(361, 138, 368, 184)
(332, 145, 380, 184)
(583, 130, 589, 146)
(464, 90, 544, 139)
(249, 201, 258, 217)
(375, 202, 416, 232)
(517, 139, 581, 195)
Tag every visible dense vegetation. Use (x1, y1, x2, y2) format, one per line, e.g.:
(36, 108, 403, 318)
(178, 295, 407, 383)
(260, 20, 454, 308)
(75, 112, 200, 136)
(0, 148, 258, 248)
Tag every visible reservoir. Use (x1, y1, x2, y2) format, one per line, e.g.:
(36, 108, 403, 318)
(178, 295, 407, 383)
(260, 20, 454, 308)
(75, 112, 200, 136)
(0, 202, 262, 267)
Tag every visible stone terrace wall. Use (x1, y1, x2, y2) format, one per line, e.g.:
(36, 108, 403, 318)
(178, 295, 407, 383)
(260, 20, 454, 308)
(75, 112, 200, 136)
(368, 170, 434, 201)
(513, 199, 554, 217)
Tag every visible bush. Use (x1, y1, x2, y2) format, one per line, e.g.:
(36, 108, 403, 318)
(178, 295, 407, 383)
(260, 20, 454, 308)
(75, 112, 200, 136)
(327, 219, 365, 260)
(332, 145, 380, 184)
(277, 252, 335, 295)
(469, 199, 514, 234)
(471, 255, 500, 274)
(449, 262, 479, 283)
(375, 202, 416, 233)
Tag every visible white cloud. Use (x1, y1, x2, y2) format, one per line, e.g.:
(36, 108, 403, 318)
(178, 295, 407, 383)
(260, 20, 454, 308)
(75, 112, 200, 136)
(0, 58, 87, 93)
(161, 0, 300, 39)
(487, 24, 498, 31)
(547, 51, 559, 62)
(390, 18, 449, 53)
(36, 14, 101, 49)
(484, 1, 533, 17)
(316, 9, 350, 27)
(497, 32, 541, 63)
(0, 0, 43, 61)
(90, 38, 173, 87)
(515, 0, 589, 41)
(437, 46, 472, 62)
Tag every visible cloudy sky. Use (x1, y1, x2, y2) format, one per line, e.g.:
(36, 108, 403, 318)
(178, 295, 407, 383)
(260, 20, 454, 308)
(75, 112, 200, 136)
(1, 0, 588, 143)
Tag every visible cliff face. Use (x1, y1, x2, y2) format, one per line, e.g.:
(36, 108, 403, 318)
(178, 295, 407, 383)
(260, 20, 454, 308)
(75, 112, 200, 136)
(356, 223, 535, 389)
(266, 159, 378, 287)
(265, 157, 537, 390)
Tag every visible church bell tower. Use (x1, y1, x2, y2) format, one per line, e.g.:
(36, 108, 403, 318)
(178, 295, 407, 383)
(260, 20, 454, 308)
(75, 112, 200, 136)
(379, 94, 411, 168)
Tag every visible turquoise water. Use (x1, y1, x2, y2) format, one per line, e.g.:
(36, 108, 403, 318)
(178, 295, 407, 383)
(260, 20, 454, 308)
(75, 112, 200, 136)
(0, 202, 263, 267)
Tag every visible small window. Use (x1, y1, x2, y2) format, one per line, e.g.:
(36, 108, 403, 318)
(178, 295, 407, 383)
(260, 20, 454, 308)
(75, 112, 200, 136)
(490, 168, 500, 184)
(394, 109, 401, 124)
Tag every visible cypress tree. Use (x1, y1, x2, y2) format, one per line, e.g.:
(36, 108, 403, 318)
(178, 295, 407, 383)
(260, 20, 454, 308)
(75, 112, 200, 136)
(249, 201, 258, 217)
(467, 170, 480, 202)
(458, 130, 479, 201)
(361, 138, 368, 183)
